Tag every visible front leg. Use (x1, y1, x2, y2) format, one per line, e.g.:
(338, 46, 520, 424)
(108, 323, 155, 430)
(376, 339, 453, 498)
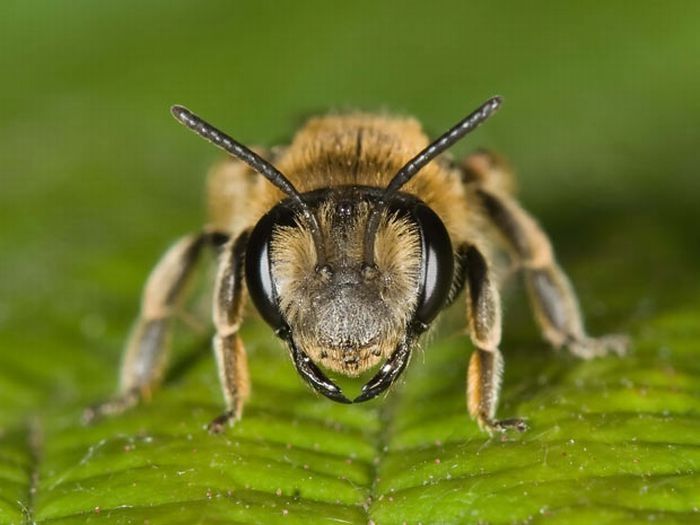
(462, 245, 527, 434)
(207, 231, 251, 433)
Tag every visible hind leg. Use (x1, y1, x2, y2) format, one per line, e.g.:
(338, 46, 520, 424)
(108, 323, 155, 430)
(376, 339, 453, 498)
(464, 151, 628, 359)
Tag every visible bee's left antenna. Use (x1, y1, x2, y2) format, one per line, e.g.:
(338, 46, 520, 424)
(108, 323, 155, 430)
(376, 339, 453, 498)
(171, 105, 327, 266)
(363, 96, 503, 266)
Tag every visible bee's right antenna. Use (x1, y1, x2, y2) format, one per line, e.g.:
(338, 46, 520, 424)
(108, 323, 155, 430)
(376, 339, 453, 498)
(171, 105, 327, 266)
(362, 96, 503, 266)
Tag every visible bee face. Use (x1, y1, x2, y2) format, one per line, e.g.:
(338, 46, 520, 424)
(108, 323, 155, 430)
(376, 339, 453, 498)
(245, 186, 456, 399)
(271, 196, 422, 376)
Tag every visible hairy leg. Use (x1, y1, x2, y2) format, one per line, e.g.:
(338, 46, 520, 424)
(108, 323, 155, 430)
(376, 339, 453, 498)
(84, 232, 217, 422)
(461, 244, 528, 434)
(207, 231, 251, 433)
(465, 151, 627, 358)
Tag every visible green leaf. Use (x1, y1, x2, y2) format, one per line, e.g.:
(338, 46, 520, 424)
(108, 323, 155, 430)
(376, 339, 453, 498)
(2, 2, 700, 524)
(3, 234, 700, 524)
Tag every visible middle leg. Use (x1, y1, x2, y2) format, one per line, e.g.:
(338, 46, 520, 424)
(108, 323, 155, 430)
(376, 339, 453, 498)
(84, 231, 216, 423)
(464, 151, 627, 358)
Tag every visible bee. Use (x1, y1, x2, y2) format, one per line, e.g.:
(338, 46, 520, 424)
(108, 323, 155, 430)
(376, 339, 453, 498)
(86, 97, 627, 434)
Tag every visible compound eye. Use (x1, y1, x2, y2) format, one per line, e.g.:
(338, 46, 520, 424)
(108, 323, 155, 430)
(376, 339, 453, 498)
(245, 205, 297, 331)
(412, 204, 454, 327)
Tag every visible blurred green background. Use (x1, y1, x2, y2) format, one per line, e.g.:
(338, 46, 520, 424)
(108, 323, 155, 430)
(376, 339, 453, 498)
(1, 1, 699, 524)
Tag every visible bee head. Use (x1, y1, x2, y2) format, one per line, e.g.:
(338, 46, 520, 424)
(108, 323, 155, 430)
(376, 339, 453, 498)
(171, 97, 502, 403)
(245, 188, 454, 401)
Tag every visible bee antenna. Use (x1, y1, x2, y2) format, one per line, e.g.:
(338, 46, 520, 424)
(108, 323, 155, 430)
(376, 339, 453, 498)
(363, 96, 503, 266)
(171, 105, 327, 266)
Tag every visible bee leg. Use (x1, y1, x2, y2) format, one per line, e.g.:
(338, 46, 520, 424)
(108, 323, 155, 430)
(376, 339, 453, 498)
(84, 232, 216, 423)
(463, 245, 528, 434)
(207, 231, 252, 434)
(475, 185, 628, 359)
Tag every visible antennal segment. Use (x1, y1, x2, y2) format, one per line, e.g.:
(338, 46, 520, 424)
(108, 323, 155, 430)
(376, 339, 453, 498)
(363, 96, 503, 266)
(171, 105, 327, 266)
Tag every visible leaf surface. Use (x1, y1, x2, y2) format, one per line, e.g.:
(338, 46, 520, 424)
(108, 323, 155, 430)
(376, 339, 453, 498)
(1, 2, 699, 523)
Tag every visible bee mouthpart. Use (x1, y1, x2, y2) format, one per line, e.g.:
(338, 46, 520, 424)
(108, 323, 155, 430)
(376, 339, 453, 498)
(353, 338, 412, 403)
(288, 335, 352, 404)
